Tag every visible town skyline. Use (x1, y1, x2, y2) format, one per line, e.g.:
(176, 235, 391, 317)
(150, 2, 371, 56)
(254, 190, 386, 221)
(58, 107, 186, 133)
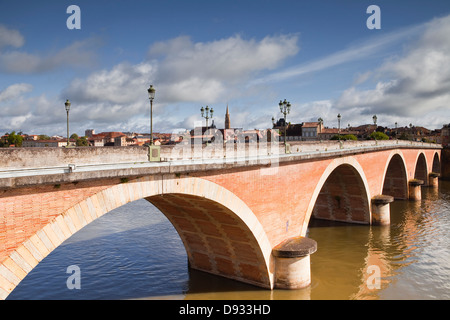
(1, 1, 450, 137)
(2, 111, 444, 149)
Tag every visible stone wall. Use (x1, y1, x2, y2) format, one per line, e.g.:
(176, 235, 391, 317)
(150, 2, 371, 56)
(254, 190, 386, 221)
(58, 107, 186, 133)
(0, 146, 149, 169)
(0, 140, 439, 169)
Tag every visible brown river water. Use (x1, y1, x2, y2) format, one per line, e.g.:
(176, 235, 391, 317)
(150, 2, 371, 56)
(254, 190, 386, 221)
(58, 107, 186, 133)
(8, 181, 450, 300)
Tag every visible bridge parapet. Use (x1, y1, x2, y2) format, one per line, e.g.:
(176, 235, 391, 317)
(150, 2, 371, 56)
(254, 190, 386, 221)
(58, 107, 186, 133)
(0, 140, 441, 190)
(0, 139, 443, 297)
(0, 140, 440, 169)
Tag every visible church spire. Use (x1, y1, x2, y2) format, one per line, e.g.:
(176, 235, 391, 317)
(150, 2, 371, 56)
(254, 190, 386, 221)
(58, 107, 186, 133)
(225, 104, 231, 129)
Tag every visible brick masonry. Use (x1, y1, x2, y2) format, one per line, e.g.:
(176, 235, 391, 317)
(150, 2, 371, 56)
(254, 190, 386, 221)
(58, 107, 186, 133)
(0, 147, 441, 298)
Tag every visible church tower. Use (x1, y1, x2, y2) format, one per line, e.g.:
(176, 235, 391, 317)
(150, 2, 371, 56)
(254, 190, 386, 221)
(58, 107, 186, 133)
(225, 105, 231, 129)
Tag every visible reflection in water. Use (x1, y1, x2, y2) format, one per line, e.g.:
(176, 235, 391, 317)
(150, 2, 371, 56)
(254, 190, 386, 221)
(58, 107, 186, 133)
(7, 182, 450, 300)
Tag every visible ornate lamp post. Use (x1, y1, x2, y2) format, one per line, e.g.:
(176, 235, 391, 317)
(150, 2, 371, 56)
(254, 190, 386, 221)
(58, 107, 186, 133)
(279, 99, 291, 153)
(64, 99, 71, 147)
(200, 106, 214, 145)
(395, 121, 398, 143)
(372, 114, 378, 141)
(200, 106, 214, 130)
(147, 85, 160, 161)
(147, 85, 156, 145)
(337, 113, 341, 142)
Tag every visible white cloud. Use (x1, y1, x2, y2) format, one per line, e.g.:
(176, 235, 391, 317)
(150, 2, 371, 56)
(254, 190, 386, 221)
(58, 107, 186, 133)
(0, 51, 42, 74)
(150, 34, 298, 80)
(53, 34, 300, 134)
(0, 87, 61, 134)
(335, 14, 450, 127)
(63, 62, 154, 105)
(0, 83, 33, 102)
(64, 33, 299, 106)
(0, 35, 99, 74)
(0, 25, 24, 49)
(250, 23, 424, 85)
(149, 34, 299, 103)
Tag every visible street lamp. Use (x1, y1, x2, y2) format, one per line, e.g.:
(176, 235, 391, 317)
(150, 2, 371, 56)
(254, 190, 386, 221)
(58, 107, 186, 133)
(64, 99, 71, 147)
(147, 85, 160, 162)
(395, 122, 398, 143)
(200, 106, 214, 145)
(200, 106, 214, 130)
(147, 85, 156, 145)
(373, 114, 377, 126)
(279, 99, 291, 153)
(337, 113, 341, 142)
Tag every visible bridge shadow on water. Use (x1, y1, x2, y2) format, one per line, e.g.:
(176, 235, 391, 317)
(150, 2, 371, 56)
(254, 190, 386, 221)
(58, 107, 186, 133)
(7, 199, 284, 300)
(9, 183, 447, 300)
(7, 201, 375, 300)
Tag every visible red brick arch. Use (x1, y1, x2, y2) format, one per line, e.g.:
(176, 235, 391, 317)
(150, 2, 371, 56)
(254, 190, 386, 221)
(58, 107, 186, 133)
(146, 193, 272, 289)
(0, 176, 274, 299)
(381, 151, 408, 200)
(432, 151, 441, 173)
(0, 145, 442, 299)
(414, 152, 429, 185)
(301, 157, 372, 235)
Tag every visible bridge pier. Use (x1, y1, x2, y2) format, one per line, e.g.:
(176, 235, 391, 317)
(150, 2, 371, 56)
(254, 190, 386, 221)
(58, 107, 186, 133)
(429, 172, 440, 188)
(371, 195, 394, 225)
(272, 237, 317, 289)
(409, 179, 424, 201)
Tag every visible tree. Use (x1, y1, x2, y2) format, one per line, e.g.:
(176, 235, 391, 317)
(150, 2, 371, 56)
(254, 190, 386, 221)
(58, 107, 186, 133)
(7, 131, 23, 147)
(331, 134, 357, 141)
(76, 136, 89, 146)
(342, 134, 357, 141)
(369, 131, 389, 140)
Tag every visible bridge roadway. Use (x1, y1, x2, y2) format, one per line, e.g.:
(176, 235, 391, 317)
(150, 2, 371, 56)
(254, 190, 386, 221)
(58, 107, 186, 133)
(0, 140, 442, 298)
(0, 140, 440, 188)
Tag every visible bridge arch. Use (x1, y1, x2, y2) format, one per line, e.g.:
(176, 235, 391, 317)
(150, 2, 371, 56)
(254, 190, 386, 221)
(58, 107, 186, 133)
(432, 151, 441, 173)
(381, 151, 408, 200)
(1, 176, 273, 299)
(414, 152, 429, 185)
(301, 157, 372, 235)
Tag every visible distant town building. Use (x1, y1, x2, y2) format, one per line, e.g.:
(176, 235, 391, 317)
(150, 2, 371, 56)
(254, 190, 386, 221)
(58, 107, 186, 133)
(85, 129, 95, 138)
(441, 124, 450, 147)
(22, 139, 75, 147)
(24, 135, 39, 141)
(301, 122, 323, 141)
(89, 137, 104, 147)
(318, 128, 339, 140)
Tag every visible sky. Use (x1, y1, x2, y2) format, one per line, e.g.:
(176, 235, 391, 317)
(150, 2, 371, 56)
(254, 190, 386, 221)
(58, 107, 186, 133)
(1, 0, 450, 136)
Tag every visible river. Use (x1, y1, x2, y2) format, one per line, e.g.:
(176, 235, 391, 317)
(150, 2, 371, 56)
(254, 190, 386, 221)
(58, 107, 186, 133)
(7, 181, 450, 300)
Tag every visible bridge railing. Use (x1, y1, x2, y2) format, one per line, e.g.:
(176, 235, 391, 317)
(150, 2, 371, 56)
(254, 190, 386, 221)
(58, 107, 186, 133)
(160, 139, 440, 162)
(0, 139, 440, 170)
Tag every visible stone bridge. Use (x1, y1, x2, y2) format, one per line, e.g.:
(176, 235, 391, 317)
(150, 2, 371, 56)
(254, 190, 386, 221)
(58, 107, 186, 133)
(0, 140, 442, 299)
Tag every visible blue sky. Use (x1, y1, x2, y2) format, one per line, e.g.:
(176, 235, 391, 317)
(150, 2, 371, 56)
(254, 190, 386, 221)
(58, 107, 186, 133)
(1, 0, 450, 136)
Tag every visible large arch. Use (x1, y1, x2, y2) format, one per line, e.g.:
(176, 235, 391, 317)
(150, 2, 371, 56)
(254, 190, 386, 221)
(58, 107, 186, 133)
(0, 175, 273, 299)
(381, 152, 408, 200)
(432, 152, 441, 174)
(301, 157, 372, 235)
(414, 153, 428, 185)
